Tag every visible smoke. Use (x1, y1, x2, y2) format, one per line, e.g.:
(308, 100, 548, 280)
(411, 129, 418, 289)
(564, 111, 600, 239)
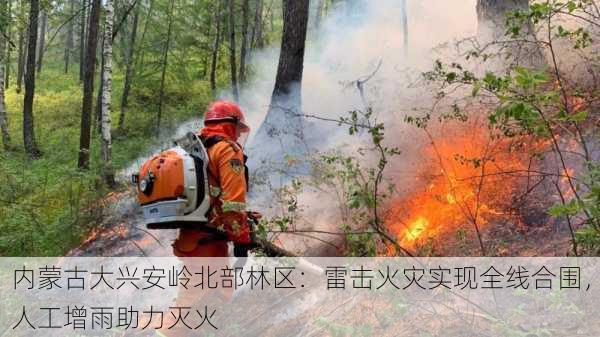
(92, 0, 598, 257)
(119, 119, 204, 181)
(111, 0, 483, 257)
(238, 0, 477, 144)
(227, 0, 480, 254)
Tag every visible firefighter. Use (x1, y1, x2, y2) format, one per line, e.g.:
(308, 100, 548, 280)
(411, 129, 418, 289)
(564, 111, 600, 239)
(156, 101, 255, 337)
(171, 100, 255, 258)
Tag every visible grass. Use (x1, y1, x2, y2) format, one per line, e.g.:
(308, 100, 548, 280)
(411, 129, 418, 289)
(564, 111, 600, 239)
(0, 57, 215, 256)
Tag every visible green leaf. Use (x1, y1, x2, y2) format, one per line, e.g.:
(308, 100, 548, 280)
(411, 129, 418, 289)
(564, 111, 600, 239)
(472, 81, 482, 97)
(548, 201, 580, 217)
(569, 110, 588, 123)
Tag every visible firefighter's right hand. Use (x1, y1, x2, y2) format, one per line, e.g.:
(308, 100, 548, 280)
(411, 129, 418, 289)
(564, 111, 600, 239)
(214, 211, 252, 244)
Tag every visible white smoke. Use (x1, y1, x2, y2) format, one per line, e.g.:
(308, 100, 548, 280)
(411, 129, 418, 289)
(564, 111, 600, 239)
(114, 0, 482, 256)
(238, 0, 477, 138)
(232, 0, 479, 254)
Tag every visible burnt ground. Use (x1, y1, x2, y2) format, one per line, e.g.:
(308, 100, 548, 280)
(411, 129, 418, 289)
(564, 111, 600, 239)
(67, 188, 575, 258)
(67, 189, 177, 257)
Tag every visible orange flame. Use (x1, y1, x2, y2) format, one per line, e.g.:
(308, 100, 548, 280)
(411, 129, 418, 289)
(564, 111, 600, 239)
(386, 119, 549, 252)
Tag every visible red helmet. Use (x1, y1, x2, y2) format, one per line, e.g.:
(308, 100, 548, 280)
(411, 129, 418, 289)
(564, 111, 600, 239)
(204, 101, 250, 132)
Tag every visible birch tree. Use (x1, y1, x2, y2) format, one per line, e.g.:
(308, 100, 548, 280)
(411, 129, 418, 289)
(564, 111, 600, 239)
(101, 0, 115, 185)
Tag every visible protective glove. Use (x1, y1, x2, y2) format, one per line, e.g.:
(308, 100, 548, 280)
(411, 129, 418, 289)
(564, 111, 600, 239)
(233, 211, 263, 257)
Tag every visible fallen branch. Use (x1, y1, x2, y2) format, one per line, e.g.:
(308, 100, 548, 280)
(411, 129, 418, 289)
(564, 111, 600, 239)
(254, 236, 297, 257)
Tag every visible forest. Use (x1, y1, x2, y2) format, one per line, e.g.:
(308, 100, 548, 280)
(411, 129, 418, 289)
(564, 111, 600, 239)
(0, 0, 598, 258)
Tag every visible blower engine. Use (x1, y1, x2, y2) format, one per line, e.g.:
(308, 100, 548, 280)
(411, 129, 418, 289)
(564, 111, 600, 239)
(132, 132, 211, 229)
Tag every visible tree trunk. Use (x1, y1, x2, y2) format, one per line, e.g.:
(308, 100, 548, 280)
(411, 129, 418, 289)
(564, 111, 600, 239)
(250, 0, 263, 49)
(5, 0, 12, 89)
(101, 0, 115, 186)
(477, 0, 529, 38)
(271, 0, 309, 103)
(400, 0, 408, 55)
(16, 0, 25, 94)
(314, 0, 324, 30)
(0, 63, 9, 151)
(239, 0, 249, 83)
(77, 0, 101, 169)
(476, 0, 544, 67)
(250, 0, 309, 167)
(136, 0, 154, 80)
(269, 0, 274, 33)
(36, 10, 46, 73)
(115, 1, 130, 66)
(210, 0, 222, 95)
(156, 0, 174, 135)
(118, 1, 139, 131)
(23, 0, 41, 158)
(79, 0, 87, 81)
(228, 0, 239, 101)
(95, 34, 104, 133)
(0, 0, 11, 150)
(65, 0, 75, 73)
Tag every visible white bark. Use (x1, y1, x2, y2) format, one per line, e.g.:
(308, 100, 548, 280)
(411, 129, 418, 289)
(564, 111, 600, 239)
(101, 0, 114, 183)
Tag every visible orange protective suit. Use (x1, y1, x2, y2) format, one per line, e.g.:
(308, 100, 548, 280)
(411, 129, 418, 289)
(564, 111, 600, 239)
(159, 105, 250, 337)
(171, 123, 250, 257)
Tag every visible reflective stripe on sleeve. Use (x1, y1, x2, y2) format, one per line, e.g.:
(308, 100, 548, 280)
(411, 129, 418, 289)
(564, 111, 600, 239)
(209, 186, 222, 197)
(221, 200, 246, 213)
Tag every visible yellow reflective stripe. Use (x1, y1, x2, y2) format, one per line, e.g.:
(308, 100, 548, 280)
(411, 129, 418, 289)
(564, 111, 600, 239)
(221, 200, 246, 213)
(230, 220, 241, 235)
(209, 186, 222, 197)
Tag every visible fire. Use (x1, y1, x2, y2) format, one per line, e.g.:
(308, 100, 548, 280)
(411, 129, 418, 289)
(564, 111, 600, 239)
(386, 119, 549, 252)
(81, 228, 100, 246)
(559, 168, 576, 200)
(405, 217, 429, 241)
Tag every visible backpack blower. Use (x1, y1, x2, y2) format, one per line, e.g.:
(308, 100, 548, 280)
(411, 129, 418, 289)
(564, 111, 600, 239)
(131, 131, 298, 258)
(132, 132, 211, 229)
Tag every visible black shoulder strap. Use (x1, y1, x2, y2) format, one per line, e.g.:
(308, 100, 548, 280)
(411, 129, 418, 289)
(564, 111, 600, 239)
(201, 135, 225, 149)
(244, 154, 249, 192)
